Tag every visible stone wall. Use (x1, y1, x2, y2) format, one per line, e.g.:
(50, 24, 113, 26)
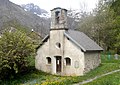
(84, 52, 101, 73)
(51, 8, 68, 29)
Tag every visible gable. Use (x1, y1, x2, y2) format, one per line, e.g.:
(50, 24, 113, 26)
(64, 35, 84, 54)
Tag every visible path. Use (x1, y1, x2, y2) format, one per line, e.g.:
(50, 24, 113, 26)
(73, 69, 120, 85)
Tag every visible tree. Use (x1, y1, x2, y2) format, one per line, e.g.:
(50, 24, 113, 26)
(110, 0, 120, 49)
(0, 31, 35, 79)
(78, 0, 116, 51)
(77, 0, 120, 53)
(111, 0, 120, 15)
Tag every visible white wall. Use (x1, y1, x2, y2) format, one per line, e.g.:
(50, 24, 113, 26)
(63, 37, 85, 76)
(35, 39, 52, 73)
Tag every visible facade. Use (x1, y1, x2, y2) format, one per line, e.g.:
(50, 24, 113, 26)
(35, 7, 103, 76)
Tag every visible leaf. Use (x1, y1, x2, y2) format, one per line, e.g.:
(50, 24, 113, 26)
(13, 63, 18, 73)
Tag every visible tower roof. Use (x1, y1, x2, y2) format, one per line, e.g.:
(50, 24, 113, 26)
(51, 7, 67, 11)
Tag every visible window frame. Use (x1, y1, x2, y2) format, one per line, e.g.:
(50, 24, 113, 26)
(46, 57, 51, 64)
(65, 57, 71, 66)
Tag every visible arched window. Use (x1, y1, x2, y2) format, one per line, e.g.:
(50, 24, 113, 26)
(65, 57, 71, 66)
(46, 57, 51, 64)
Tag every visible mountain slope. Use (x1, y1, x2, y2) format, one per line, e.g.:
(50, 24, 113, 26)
(0, 0, 50, 37)
(21, 3, 50, 18)
(21, 3, 47, 15)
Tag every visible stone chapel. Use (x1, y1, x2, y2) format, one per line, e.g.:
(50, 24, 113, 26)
(35, 7, 103, 76)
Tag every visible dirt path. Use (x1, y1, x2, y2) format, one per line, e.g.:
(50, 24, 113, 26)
(73, 69, 120, 85)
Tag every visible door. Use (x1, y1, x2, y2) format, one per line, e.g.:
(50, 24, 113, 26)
(56, 56, 62, 73)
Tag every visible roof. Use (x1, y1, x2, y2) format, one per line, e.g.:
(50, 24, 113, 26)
(64, 30, 103, 52)
(42, 34, 49, 42)
(38, 30, 103, 52)
(51, 7, 67, 11)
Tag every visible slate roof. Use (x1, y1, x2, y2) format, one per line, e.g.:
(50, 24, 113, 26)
(39, 30, 103, 52)
(64, 30, 103, 52)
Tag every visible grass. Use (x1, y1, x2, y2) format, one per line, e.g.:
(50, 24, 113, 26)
(84, 71, 120, 85)
(62, 63, 120, 84)
(101, 53, 120, 63)
(1, 54, 120, 85)
(83, 54, 120, 85)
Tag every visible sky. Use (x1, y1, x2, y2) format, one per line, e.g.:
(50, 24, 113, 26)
(9, 0, 98, 12)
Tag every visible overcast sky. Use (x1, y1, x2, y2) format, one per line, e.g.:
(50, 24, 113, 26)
(9, 0, 98, 12)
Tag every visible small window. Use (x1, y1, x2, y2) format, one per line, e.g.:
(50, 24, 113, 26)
(55, 11, 60, 24)
(56, 42, 61, 48)
(65, 58, 71, 66)
(46, 57, 51, 64)
(55, 11, 60, 17)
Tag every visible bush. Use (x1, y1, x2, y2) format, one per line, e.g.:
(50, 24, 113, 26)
(0, 31, 35, 79)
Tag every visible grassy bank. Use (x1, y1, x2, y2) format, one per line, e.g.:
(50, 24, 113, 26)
(84, 71, 120, 85)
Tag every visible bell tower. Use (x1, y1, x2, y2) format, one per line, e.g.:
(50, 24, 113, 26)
(50, 7, 68, 30)
(49, 8, 68, 74)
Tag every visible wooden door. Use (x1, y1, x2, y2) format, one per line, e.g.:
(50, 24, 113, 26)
(56, 56, 61, 72)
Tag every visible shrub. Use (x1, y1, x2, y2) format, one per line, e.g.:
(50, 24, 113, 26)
(0, 31, 35, 79)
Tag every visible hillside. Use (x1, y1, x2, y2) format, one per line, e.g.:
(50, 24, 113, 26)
(0, 0, 50, 37)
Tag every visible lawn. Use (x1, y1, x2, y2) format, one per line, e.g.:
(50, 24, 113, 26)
(83, 54, 120, 85)
(1, 54, 120, 85)
(84, 71, 120, 85)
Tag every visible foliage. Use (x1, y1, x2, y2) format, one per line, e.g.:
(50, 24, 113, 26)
(0, 31, 35, 79)
(28, 31, 42, 46)
(111, 0, 120, 15)
(109, 0, 120, 53)
(2, 19, 42, 46)
(77, 0, 120, 53)
(2, 19, 30, 34)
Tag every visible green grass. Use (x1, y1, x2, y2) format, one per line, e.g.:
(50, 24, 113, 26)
(62, 63, 120, 85)
(1, 54, 120, 85)
(82, 54, 120, 85)
(101, 54, 120, 63)
(84, 71, 120, 85)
